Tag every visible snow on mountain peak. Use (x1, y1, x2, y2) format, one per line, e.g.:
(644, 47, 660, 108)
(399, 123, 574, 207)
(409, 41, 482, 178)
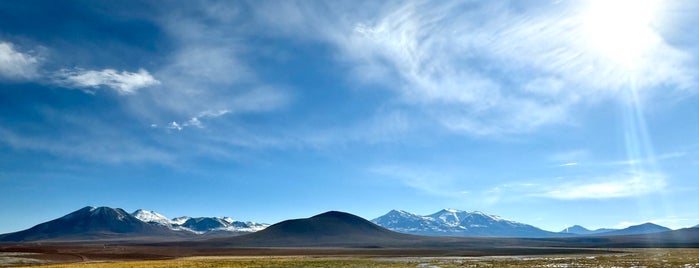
(469, 211, 504, 221)
(171, 216, 191, 225)
(373, 208, 555, 238)
(221, 217, 235, 224)
(132, 209, 172, 226)
(130, 211, 270, 234)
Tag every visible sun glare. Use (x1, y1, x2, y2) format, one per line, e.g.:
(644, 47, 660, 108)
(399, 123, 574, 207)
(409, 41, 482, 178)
(583, 0, 661, 70)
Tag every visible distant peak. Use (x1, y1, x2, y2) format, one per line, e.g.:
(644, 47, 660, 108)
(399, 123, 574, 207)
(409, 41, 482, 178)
(633, 222, 663, 228)
(443, 208, 459, 213)
(388, 209, 411, 214)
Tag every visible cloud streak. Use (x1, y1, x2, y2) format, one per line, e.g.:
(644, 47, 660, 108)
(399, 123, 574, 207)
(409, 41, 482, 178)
(0, 42, 39, 79)
(539, 172, 666, 200)
(54, 68, 160, 94)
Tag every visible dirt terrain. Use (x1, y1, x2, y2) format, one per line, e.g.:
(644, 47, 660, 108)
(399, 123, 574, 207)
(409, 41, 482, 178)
(1, 246, 698, 267)
(0, 241, 622, 267)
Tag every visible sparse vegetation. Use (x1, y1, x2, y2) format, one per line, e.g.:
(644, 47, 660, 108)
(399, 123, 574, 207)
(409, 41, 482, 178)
(12, 249, 699, 268)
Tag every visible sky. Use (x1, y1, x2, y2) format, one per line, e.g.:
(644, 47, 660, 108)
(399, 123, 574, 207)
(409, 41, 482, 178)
(0, 0, 697, 234)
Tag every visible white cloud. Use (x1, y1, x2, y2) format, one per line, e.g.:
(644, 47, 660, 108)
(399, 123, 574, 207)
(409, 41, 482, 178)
(0, 41, 39, 79)
(168, 121, 182, 131)
(160, 109, 233, 131)
(186, 117, 203, 128)
(54, 68, 160, 94)
(540, 172, 666, 200)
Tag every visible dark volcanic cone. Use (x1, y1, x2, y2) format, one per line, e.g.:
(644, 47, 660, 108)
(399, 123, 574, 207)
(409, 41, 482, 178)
(211, 211, 425, 247)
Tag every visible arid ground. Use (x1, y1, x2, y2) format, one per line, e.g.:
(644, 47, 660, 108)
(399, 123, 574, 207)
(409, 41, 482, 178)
(1, 245, 698, 267)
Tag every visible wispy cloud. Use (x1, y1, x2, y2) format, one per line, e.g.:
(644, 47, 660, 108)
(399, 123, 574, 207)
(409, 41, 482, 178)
(558, 162, 579, 167)
(539, 172, 666, 200)
(0, 40, 160, 95)
(263, 1, 697, 136)
(140, 9, 291, 125)
(54, 68, 160, 94)
(0, 41, 40, 79)
(370, 165, 463, 198)
(163, 109, 230, 131)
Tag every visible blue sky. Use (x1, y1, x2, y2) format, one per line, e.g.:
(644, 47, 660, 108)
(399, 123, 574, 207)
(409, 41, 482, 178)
(0, 0, 697, 234)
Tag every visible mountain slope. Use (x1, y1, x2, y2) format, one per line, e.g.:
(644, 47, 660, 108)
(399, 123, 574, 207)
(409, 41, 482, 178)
(373, 209, 560, 238)
(0, 207, 182, 242)
(559, 225, 617, 235)
(216, 211, 421, 247)
(593, 222, 671, 236)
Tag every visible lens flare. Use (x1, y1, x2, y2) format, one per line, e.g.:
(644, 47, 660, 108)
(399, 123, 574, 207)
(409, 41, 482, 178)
(583, 0, 661, 70)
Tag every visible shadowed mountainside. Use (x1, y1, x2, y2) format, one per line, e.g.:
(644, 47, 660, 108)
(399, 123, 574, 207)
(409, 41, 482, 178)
(589, 222, 671, 236)
(205, 211, 433, 247)
(0, 207, 187, 242)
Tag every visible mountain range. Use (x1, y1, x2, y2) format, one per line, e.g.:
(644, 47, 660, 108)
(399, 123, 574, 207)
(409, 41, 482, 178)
(371, 209, 561, 238)
(0, 206, 694, 242)
(0, 206, 268, 242)
(202, 211, 699, 249)
(559, 225, 617, 235)
(370, 209, 680, 238)
(132, 209, 268, 235)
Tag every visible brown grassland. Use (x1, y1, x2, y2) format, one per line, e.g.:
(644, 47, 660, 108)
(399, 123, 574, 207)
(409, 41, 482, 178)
(4, 248, 698, 268)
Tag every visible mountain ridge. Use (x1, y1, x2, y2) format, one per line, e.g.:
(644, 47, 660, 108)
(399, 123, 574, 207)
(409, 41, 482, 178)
(0, 206, 268, 242)
(592, 222, 671, 236)
(559, 225, 617, 235)
(131, 209, 268, 235)
(1, 206, 685, 242)
(372, 208, 561, 238)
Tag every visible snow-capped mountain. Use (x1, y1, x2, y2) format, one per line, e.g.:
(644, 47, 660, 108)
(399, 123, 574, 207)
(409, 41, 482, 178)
(180, 217, 268, 234)
(130, 209, 269, 235)
(133, 209, 173, 226)
(372, 209, 560, 238)
(0, 207, 183, 242)
(171, 216, 191, 225)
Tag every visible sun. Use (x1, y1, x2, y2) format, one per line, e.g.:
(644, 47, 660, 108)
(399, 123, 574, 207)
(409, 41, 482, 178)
(582, 0, 661, 70)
